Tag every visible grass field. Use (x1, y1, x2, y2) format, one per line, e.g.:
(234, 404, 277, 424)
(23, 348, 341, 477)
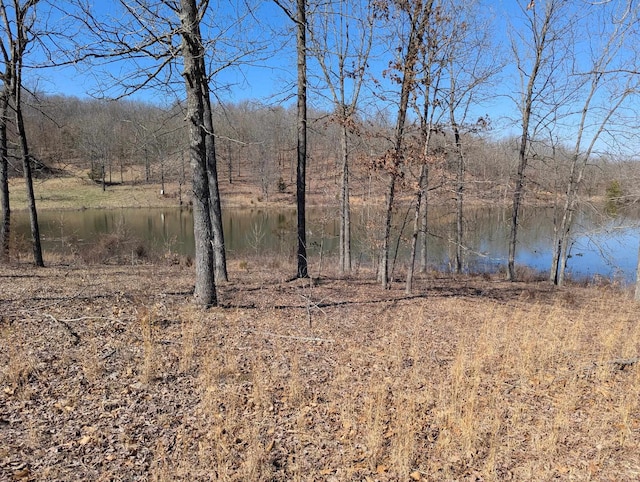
(8, 175, 182, 211)
(1, 259, 639, 481)
(7, 167, 331, 212)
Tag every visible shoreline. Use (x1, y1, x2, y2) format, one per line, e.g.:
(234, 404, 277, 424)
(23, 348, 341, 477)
(6, 174, 578, 213)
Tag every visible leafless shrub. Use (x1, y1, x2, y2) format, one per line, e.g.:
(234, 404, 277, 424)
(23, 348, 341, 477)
(79, 220, 149, 265)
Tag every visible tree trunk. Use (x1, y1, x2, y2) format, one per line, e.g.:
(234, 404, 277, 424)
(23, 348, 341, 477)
(180, 0, 217, 307)
(295, 0, 308, 279)
(507, 0, 556, 281)
(406, 163, 427, 293)
(418, 166, 429, 273)
(0, 93, 9, 262)
(507, 76, 535, 281)
(452, 124, 464, 274)
(409, 87, 433, 287)
(339, 119, 351, 275)
(507, 147, 526, 281)
(380, 174, 395, 289)
(202, 76, 228, 282)
(15, 94, 43, 267)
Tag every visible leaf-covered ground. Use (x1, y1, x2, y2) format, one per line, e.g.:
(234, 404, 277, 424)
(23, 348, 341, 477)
(1, 262, 639, 481)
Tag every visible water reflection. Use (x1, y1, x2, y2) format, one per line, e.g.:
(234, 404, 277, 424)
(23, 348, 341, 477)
(11, 205, 640, 282)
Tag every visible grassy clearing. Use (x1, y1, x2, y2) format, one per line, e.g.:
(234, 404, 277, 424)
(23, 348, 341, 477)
(1, 261, 639, 480)
(9, 175, 180, 211)
(8, 168, 314, 212)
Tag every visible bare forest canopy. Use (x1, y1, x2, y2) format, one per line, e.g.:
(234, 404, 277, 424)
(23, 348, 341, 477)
(3, 92, 638, 205)
(2, 0, 640, 207)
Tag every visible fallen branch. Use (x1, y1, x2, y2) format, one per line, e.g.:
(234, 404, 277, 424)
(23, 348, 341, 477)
(42, 313, 80, 345)
(609, 357, 639, 371)
(244, 329, 334, 343)
(579, 357, 639, 377)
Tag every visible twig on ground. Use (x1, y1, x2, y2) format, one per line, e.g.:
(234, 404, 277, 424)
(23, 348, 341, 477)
(578, 357, 639, 378)
(298, 291, 328, 328)
(609, 357, 639, 370)
(244, 329, 334, 343)
(41, 313, 81, 345)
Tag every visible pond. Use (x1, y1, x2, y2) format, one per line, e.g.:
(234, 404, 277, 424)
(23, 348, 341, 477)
(10, 204, 640, 283)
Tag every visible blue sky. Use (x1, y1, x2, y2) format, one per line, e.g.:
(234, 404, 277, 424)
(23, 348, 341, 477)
(24, 0, 294, 104)
(15, 0, 640, 157)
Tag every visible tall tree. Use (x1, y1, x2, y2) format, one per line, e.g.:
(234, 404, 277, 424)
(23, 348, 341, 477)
(506, 0, 571, 281)
(308, 0, 376, 275)
(180, 0, 217, 305)
(406, 0, 446, 292)
(549, 3, 638, 285)
(273, 0, 309, 278)
(380, 0, 433, 289)
(63, 0, 263, 303)
(0, 0, 43, 267)
(443, 0, 498, 275)
(0, 81, 9, 261)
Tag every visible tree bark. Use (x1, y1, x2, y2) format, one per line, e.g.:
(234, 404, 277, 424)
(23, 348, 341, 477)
(418, 165, 429, 273)
(339, 118, 351, 275)
(202, 73, 228, 282)
(380, 173, 395, 289)
(180, 0, 217, 307)
(295, 0, 308, 279)
(15, 90, 43, 267)
(452, 122, 464, 274)
(506, 133, 527, 281)
(0, 92, 9, 262)
(406, 163, 427, 293)
(408, 92, 434, 290)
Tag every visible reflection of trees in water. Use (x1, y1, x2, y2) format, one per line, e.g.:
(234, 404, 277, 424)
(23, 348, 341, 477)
(11, 206, 640, 281)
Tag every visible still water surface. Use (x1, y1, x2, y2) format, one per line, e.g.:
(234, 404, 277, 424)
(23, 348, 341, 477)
(12, 205, 640, 283)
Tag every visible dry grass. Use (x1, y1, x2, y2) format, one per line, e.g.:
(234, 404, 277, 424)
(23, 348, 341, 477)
(7, 166, 338, 213)
(9, 175, 181, 211)
(1, 261, 639, 480)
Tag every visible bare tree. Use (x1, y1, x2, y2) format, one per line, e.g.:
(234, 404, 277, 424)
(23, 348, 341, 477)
(273, 0, 309, 279)
(506, 0, 572, 281)
(0, 0, 43, 266)
(379, 0, 433, 289)
(61, 0, 263, 302)
(404, 0, 498, 292)
(307, 0, 376, 275)
(444, 1, 498, 275)
(0, 81, 9, 261)
(405, 0, 447, 292)
(550, 3, 639, 285)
